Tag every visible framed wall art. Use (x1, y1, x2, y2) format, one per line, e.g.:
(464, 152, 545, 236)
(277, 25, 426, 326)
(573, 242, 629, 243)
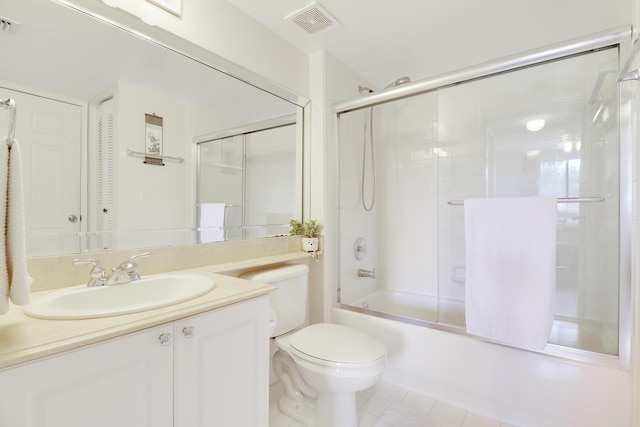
(144, 113, 164, 165)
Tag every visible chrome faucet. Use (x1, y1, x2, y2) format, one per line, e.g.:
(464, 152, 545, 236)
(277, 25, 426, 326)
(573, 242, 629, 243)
(72, 258, 107, 287)
(106, 252, 151, 285)
(357, 268, 376, 279)
(73, 252, 151, 287)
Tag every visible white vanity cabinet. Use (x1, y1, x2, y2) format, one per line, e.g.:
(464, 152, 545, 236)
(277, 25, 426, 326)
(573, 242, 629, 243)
(174, 296, 269, 426)
(0, 323, 175, 427)
(0, 296, 269, 427)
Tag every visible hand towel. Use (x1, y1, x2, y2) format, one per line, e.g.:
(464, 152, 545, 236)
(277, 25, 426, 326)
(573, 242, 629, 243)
(6, 139, 31, 307)
(0, 137, 8, 313)
(198, 203, 226, 243)
(0, 137, 31, 314)
(464, 196, 556, 350)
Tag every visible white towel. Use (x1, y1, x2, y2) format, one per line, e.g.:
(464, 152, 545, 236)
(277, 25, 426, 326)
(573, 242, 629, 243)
(198, 203, 226, 243)
(464, 196, 556, 350)
(0, 137, 31, 314)
(0, 137, 8, 314)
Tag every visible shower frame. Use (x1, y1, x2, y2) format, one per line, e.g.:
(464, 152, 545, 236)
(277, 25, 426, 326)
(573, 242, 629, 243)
(194, 114, 298, 241)
(333, 26, 634, 369)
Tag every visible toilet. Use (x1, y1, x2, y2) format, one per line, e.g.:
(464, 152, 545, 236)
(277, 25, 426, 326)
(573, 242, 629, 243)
(240, 264, 386, 427)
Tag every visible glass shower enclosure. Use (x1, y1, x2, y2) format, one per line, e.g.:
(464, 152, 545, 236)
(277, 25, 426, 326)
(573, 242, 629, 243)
(337, 40, 627, 358)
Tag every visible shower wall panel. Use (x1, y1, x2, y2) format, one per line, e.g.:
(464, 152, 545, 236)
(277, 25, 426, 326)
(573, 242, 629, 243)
(338, 112, 379, 304)
(376, 94, 439, 297)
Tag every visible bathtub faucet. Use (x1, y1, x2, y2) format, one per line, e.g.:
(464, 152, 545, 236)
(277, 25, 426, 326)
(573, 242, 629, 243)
(357, 268, 376, 279)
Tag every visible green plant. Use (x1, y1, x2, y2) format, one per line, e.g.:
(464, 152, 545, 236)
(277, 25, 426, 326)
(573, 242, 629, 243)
(289, 219, 321, 238)
(289, 219, 304, 236)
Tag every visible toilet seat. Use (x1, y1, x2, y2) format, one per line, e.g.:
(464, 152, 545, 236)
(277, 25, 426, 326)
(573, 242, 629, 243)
(289, 323, 386, 367)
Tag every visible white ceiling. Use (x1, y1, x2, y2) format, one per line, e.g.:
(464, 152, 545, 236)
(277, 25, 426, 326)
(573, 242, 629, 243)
(226, 0, 631, 91)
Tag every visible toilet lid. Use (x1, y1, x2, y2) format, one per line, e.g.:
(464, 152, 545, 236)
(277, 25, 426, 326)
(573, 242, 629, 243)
(289, 323, 385, 365)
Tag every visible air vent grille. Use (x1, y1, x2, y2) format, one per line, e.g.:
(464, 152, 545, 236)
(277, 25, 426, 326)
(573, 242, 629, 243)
(286, 2, 338, 35)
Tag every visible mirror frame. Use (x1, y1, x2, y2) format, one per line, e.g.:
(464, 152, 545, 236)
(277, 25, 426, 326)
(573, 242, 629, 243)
(56, 0, 309, 108)
(21, 0, 311, 255)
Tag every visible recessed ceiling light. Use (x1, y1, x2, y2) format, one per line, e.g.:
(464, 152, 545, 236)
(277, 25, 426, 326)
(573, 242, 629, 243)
(526, 118, 546, 132)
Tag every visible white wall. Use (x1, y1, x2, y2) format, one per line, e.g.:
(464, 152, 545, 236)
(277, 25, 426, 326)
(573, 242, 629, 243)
(310, 50, 375, 323)
(113, 81, 190, 248)
(112, 80, 243, 249)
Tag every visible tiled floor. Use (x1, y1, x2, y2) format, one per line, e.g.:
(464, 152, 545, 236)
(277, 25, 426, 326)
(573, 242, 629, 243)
(269, 380, 515, 427)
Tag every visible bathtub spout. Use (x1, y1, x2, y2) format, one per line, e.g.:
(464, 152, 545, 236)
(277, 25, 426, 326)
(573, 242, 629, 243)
(358, 268, 376, 279)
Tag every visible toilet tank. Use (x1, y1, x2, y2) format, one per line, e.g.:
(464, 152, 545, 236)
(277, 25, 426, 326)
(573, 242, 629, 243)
(240, 264, 309, 337)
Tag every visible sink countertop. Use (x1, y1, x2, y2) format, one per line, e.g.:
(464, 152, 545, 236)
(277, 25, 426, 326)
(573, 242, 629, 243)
(0, 253, 310, 370)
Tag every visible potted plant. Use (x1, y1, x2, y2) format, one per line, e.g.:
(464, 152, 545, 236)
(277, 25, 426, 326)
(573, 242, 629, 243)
(290, 219, 321, 252)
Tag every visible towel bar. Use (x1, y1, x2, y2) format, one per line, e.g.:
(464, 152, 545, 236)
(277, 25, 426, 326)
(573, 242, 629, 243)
(126, 149, 184, 163)
(447, 197, 605, 206)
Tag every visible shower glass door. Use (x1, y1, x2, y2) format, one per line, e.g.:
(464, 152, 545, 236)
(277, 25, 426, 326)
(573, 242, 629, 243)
(338, 44, 623, 356)
(337, 92, 440, 314)
(436, 47, 621, 355)
(197, 122, 298, 241)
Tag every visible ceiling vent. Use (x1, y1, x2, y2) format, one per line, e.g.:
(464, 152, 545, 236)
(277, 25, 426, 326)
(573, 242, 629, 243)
(0, 16, 19, 33)
(285, 2, 339, 35)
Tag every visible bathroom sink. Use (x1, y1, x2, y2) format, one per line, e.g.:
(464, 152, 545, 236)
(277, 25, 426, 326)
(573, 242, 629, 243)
(24, 274, 215, 320)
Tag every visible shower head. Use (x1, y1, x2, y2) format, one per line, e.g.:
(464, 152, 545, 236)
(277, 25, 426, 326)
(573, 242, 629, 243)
(384, 76, 411, 89)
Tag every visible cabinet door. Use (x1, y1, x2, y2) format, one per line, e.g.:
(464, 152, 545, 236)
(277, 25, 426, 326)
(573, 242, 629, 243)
(174, 296, 270, 427)
(0, 323, 174, 427)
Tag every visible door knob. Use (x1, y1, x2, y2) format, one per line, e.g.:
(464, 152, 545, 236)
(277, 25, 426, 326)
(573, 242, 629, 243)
(68, 214, 78, 223)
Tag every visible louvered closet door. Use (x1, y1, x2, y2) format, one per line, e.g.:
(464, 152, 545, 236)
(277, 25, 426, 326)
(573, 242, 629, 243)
(97, 98, 114, 251)
(0, 87, 83, 256)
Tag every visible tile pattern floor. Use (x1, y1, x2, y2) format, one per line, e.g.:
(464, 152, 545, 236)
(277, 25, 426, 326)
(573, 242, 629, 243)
(270, 380, 515, 427)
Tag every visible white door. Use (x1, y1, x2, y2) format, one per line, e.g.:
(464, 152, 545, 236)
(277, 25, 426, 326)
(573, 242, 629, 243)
(0, 87, 83, 255)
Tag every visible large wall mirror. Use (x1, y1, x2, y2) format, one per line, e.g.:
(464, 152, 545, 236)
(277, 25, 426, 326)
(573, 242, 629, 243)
(0, 0, 306, 257)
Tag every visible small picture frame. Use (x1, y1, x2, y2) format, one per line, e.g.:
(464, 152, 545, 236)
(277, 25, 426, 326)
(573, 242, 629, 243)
(146, 0, 182, 16)
(144, 113, 164, 166)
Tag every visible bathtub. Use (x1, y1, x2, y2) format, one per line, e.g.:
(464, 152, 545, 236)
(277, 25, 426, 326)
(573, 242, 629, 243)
(332, 300, 631, 427)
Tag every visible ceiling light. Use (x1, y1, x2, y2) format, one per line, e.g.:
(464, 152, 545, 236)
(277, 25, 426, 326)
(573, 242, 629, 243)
(526, 118, 546, 132)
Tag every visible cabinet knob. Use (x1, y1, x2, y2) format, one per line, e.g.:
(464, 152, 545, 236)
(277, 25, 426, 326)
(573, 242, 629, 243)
(158, 333, 173, 346)
(182, 326, 196, 338)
